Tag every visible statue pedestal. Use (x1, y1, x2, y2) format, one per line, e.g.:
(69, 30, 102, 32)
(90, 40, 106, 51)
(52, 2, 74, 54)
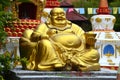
(6, 66, 117, 80)
(95, 32, 120, 69)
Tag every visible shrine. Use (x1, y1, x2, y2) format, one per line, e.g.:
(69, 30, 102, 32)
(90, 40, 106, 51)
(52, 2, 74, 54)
(90, 0, 119, 70)
(6, 0, 119, 70)
(4, 0, 60, 37)
(0, 0, 119, 80)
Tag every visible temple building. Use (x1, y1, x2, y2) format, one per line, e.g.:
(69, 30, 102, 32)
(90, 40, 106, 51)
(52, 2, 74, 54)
(0, 0, 119, 80)
(90, 0, 119, 70)
(5, 0, 92, 37)
(66, 8, 92, 31)
(5, 0, 60, 37)
(3, 0, 120, 70)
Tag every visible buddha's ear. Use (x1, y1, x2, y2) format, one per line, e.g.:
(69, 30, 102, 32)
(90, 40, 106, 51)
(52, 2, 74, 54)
(49, 14, 51, 19)
(48, 14, 52, 22)
(45, 16, 51, 25)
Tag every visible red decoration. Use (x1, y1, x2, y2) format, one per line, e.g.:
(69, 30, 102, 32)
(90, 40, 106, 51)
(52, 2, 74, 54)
(96, 0, 111, 14)
(15, 28, 21, 32)
(21, 28, 25, 32)
(18, 32, 23, 37)
(101, 66, 118, 70)
(5, 27, 11, 32)
(4, 19, 40, 37)
(7, 32, 12, 36)
(12, 32, 18, 37)
(45, 0, 60, 8)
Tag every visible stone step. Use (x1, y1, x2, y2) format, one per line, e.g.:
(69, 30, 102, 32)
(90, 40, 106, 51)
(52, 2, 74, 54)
(16, 75, 116, 80)
(10, 68, 117, 76)
(7, 66, 117, 80)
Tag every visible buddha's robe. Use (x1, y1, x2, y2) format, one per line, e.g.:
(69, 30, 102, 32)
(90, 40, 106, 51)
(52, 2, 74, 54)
(26, 21, 100, 71)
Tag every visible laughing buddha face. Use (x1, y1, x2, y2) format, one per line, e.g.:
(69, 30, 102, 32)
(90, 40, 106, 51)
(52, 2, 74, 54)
(50, 8, 67, 27)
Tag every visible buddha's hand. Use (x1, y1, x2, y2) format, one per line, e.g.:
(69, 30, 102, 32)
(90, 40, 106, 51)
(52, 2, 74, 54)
(41, 34, 49, 40)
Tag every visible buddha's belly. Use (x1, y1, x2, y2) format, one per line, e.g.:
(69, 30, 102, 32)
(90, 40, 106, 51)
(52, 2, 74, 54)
(51, 34, 81, 48)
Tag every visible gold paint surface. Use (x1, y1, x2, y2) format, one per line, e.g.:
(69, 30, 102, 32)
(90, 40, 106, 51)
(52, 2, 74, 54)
(19, 8, 100, 71)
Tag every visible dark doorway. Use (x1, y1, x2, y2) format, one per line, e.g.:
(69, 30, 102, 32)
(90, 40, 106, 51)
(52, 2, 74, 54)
(19, 2, 37, 19)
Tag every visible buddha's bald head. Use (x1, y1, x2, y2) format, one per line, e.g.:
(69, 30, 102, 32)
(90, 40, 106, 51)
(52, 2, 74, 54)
(50, 8, 65, 15)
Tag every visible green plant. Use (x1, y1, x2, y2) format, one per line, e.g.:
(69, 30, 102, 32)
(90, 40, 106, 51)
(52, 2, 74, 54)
(0, 53, 12, 73)
(0, 11, 17, 48)
(0, 0, 18, 48)
(20, 57, 29, 70)
(0, 50, 29, 79)
(0, 75, 4, 80)
(0, 52, 16, 73)
(0, 51, 21, 80)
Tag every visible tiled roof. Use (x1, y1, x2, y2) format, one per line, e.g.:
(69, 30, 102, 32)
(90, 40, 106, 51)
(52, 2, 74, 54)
(66, 8, 88, 20)
(60, 1, 74, 8)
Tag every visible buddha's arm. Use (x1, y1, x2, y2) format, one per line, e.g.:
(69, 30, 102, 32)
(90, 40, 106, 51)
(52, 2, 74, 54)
(30, 32, 41, 42)
(20, 37, 37, 48)
(19, 37, 37, 60)
(20, 37, 30, 42)
(30, 23, 49, 42)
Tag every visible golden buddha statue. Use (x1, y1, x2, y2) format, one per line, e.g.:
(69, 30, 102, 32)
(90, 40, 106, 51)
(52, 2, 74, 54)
(19, 8, 100, 71)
